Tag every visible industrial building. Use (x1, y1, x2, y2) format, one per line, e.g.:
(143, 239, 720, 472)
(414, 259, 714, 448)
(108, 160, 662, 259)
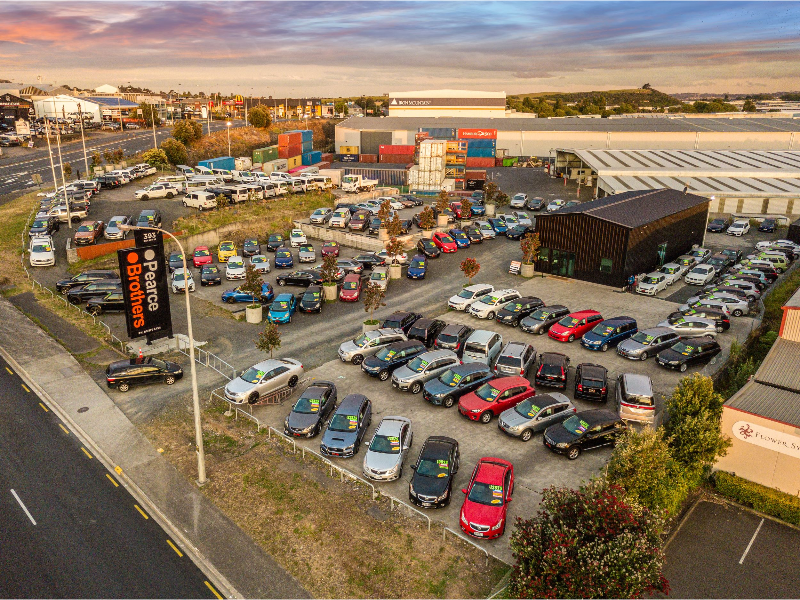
(388, 90, 507, 118)
(33, 95, 138, 122)
(533, 189, 709, 287)
(0, 92, 33, 124)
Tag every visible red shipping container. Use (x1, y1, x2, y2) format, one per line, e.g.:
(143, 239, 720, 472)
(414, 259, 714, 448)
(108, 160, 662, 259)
(464, 170, 487, 180)
(496, 158, 504, 167)
(320, 153, 334, 163)
(379, 153, 415, 164)
(379, 145, 415, 155)
(278, 144, 303, 159)
(415, 132, 430, 144)
(457, 128, 497, 139)
(315, 161, 331, 169)
(465, 157, 495, 168)
(359, 154, 377, 163)
(278, 132, 302, 147)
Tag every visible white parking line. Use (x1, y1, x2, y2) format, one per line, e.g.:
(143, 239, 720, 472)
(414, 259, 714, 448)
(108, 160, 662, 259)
(10, 489, 37, 525)
(739, 518, 764, 564)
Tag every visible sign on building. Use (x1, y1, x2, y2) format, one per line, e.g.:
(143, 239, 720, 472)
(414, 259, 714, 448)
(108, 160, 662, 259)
(15, 120, 30, 136)
(117, 233, 172, 339)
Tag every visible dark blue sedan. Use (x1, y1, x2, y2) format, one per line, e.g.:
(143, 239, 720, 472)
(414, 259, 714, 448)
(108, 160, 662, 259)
(448, 228, 471, 248)
(274, 247, 294, 269)
(221, 282, 274, 304)
(470, 202, 486, 216)
(406, 254, 428, 279)
(488, 218, 507, 234)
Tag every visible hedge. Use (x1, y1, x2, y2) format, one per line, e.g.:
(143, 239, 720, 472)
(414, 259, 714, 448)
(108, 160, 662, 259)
(713, 471, 800, 526)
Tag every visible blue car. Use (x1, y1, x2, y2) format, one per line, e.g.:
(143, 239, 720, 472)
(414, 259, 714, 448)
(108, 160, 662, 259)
(274, 247, 294, 269)
(580, 316, 638, 352)
(221, 282, 274, 304)
(488, 218, 507, 234)
(406, 254, 428, 279)
(470, 202, 486, 216)
(448, 228, 471, 249)
(267, 293, 298, 323)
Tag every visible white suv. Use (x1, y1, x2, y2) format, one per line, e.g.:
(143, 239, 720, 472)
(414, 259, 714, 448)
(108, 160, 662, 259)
(29, 236, 55, 267)
(329, 207, 351, 228)
(469, 289, 521, 319)
(134, 183, 180, 200)
(448, 284, 495, 311)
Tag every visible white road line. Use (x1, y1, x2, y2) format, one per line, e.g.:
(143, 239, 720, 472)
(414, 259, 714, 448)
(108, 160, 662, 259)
(739, 518, 764, 564)
(10, 489, 37, 525)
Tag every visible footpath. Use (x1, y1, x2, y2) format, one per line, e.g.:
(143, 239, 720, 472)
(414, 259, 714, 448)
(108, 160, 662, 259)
(0, 296, 309, 599)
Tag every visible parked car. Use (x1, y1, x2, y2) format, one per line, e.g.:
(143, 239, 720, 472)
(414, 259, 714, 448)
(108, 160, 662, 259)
(462, 330, 503, 366)
(675, 254, 697, 270)
(224, 357, 303, 404)
(494, 296, 545, 327)
(758, 218, 777, 233)
(321, 241, 340, 257)
(338, 328, 407, 364)
(617, 327, 682, 360)
(363, 417, 413, 481)
(493, 341, 536, 378)
(488, 218, 507, 234)
(289, 229, 307, 247)
(684, 264, 716, 286)
(458, 376, 534, 425)
(85, 291, 126, 316)
(459, 458, 514, 539)
(381, 311, 422, 333)
(168, 251, 185, 273)
(657, 316, 719, 338)
(689, 247, 712, 263)
(548, 310, 603, 343)
(707, 217, 731, 233)
(448, 284, 495, 311)
(298, 285, 323, 313)
(192, 246, 213, 268)
(416, 238, 441, 258)
(580, 316, 637, 352)
(249, 254, 270, 274)
(469, 289, 521, 320)
(57, 269, 118, 295)
(225, 256, 246, 280)
(320, 394, 372, 458)
(636, 272, 669, 295)
(73, 220, 104, 245)
(721, 248, 744, 265)
(283, 381, 338, 438)
(574, 363, 609, 402)
(266, 233, 285, 252)
(200, 265, 223, 287)
(474, 220, 496, 239)
(274, 247, 294, 269)
(353, 253, 385, 270)
(688, 292, 750, 317)
(406, 254, 428, 279)
(617, 373, 656, 425)
(543, 409, 626, 460)
(309, 208, 333, 224)
(348, 210, 371, 231)
(103, 215, 131, 240)
(171, 268, 195, 294)
(464, 226, 484, 244)
(656, 336, 722, 372)
(134, 183, 180, 200)
(520, 305, 570, 335)
(727, 219, 751, 236)
(407, 318, 446, 348)
(296, 244, 316, 264)
(546, 199, 566, 212)
(336, 259, 364, 275)
(510, 193, 527, 208)
(338, 274, 362, 301)
(267, 293, 298, 323)
(535, 352, 570, 389)
(67, 280, 122, 304)
(658, 262, 686, 285)
(276, 270, 322, 288)
(105, 357, 183, 393)
(29, 236, 55, 267)
(448, 229, 471, 248)
(368, 266, 388, 290)
(221, 283, 274, 304)
(361, 340, 427, 381)
(217, 240, 237, 263)
(29, 215, 60, 238)
(423, 362, 493, 408)
(408, 436, 460, 508)
(498, 393, 576, 441)
(392, 349, 460, 394)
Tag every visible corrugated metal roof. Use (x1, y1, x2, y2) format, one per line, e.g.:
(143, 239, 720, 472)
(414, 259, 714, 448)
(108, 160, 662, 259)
(85, 96, 138, 108)
(725, 380, 800, 428)
(784, 288, 800, 309)
(754, 338, 800, 392)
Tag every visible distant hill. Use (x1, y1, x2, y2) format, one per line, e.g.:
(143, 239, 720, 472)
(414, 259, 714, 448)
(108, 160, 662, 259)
(509, 88, 682, 109)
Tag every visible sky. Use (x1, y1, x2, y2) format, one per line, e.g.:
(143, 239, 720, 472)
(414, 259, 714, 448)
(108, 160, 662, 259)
(1, 1, 799, 97)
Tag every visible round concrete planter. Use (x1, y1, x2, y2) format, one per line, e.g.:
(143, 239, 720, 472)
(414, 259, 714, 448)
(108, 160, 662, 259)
(378, 228, 389, 241)
(461, 219, 473, 228)
(485, 204, 496, 217)
(389, 264, 402, 280)
(437, 215, 449, 227)
(363, 321, 381, 333)
(323, 283, 338, 301)
(245, 304, 263, 323)
(422, 229, 433, 239)
(521, 263, 536, 278)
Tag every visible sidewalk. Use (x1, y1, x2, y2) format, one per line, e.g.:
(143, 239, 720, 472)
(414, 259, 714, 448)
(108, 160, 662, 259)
(0, 296, 309, 599)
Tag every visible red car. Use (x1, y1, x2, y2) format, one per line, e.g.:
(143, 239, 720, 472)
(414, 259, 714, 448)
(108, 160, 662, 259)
(450, 201, 463, 219)
(548, 310, 603, 343)
(432, 231, 458, 253)
(460, 457, 514, 539)
(339, 273, 362, 301)
(193, 245, 213, 268)
(458, 376, 535, 424)
(321, 241, 340, 258)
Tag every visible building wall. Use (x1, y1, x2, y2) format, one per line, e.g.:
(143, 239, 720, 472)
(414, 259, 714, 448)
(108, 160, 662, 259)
(780, 309, 800, 342)
(33, 96, 102, 122)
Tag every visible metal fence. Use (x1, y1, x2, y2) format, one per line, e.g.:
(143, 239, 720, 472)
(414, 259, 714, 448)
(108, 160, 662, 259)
(175, 338, 237, 381)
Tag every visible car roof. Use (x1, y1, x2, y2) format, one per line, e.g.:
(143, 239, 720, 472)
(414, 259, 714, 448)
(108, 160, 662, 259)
(500, 341, 531, 357)
(388, 340, 425, 351)
(488, 376, 529, 390)
(343, 273, 360, 282)
(579, 363, 607, 378)
(274, 293, 294, 301)
(421, 438, 457, 457)
(337, 393, 369, 412)
(409, 318, 436, 329)
(568, 309, 601, 318)
(530, 393, 567, 409)
(385, 311, 412, 320)
(418, 349, 457, 362)
(372, 327, 405, 338)
(540, 352, 568, 365)
(466, 329, 495, 343)
(249, 358, 286, 371)
(375, 416, 410, 436)
(575, 409, 621, 426)
(450, 362, 490, 376)
(640, 326, 677, 337)
(621, 373, 653, 395)
(601, 316, 635, 326)
(465, 283, 492, 292)
(475, 458, 512, 484)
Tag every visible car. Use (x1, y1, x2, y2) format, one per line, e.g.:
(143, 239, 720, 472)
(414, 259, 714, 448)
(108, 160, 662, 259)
(249, 254, 271, 274)
(223, 358, 304, 404)
(707, 217, 731, 233)
(727, 219, 751, 236)
(348, 210, 371, 231)
(134, 183, 180, 200)
(519, 305, 570, 335)
(416, 238, 441, 258)
(684, 264, 716, 286)
(29, 236, 55, 267)
(464, 226, 484, 244)
(309, 207, 333, 224)
(548, 310, 603, 343)
(353, 253, 385, 270)
(474, 220, 496, 240)
(103, 215, 131, 240)
(458, 376, 534, 424)
(336, 259, 364, 275)
(171, 268, 195, 294)
(338, 328, 407, 364)
(217, 240, 237, 262)
(192, 246, 213, 268)
(407, 318, 446, 348)
(381, 311, 422, 334)
(504, 225, 528, 241)
(498, 214, 519, 230)
(363, 417, 413, 481)
(266, 233, 285, 252)
(289, 229, 307, 247)
(200, 265, 223, 286)
(29, 215, 60, 238)
(494, 296, 545, 327)
(391, 349, 460, 394)
(535, 352, 570, 389)
(398, 218, 413, 234)
(369, 266, 389, 290)
(339, 273, 362, 301)
(274, 247, 294, 269)
(241, 238, 260, 257)
(580, 316, 637, 352)
(498, 393, 576, 442)
(546, 199, 566, 212)
(688, 247, 712, 263)
(408, 436, 460, 508)
(433, 323, 474, 358)
(543, 409, 626, 460)
(695, 284, 753, 305)
(221, 282, 274, 304)
(284, 381, 338, 438)
(657, 315, 719, 338)
(320, 394, 372, 458)
(617, 327, 682, 360)
(168, 251, 185, 273)
(459, 457, 514, 539)
(267, 293, 298, 323)
(329, 207, 352, 229)
(574, 363, 609, 402)
(508, 193, 527, 209)
(276, 270, 322, 288)
(675, 254, 697, 270)
(446, 228, 470, 249)
(714, 280, 760, 301)
(376, 248, 408, 265)
(297, 244, 316, 263)
(726, 271, 768, 290)
(617, 373, 657, 425)
(448, 284, 494, 311)
(400, 254, 427, 279)
(298, 285, 324, 313)
(105, 357, 183, 393)
(367, 216, 386, 236)
(462, 329, 503, 365)
(73, 220, 104, 245)
(494, 341, 536, 377)
(85, 291, 126, 316)
(361, 340, 427, 381)
(423, 362, 494, 409)
(488, 218, 507, 234)
(636, 272, 669, 295)
(66, 280, 122, 304)
(527, 197, 546, 211)
(687, 292, 750, 317)
(656, 336, 721, 372)
(225, 256, 246, 280)
(721, 248, 744, 264)
(735, 261, 779, 281)
(758, 218, 777, 233)
(469, 289, 521, 319)
(658, 262, 687, 285)
(756, 252, 790, 273)
(706, 253, 732, 275)
(56, 270, 119, 295)
(431, 231, 458, 253)
(679, 297, 731, 316)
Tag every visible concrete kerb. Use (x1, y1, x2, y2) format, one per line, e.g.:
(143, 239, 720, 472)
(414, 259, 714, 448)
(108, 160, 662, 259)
(0, 345, 241, 600)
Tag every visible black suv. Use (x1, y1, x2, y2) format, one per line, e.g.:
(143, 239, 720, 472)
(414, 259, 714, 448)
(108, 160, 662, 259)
(495, 296, 545, 327)
(136, 209, 162, 229)
(434, 324, 474, 357)
(320, 394, 372, 458)
(284, 381, 337, 438)
(85, 291, 126, 316)
(106, 357, 183, 393)
(544, 409, 627, 460)
(758, 218, 776, 233)
(29, 215, 60, 237)
(407, 318, 446, 347)
(520, 305, 570, 335)
(574, 363, 608, 402)
(535, 352, 570, 389)
(656, 336, 722, 372)
(381, 311, 422, 334)
(423, 363, 494, 408)
(57, 270, 118, 294)
(361, 340, 427, 381)
(408, 436, 460, 509)
(67, 280, 122, 304)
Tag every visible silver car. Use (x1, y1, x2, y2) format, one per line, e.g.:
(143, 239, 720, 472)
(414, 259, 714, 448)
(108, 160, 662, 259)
(617, 327, 681, 361)
(448, 283, 494, 311)
(362, 416, 413, 481)
(171, 268, 195, 294)
(494, 341, 536, 377)
(497, 393, 576, 442)
(298, 244, 316, 263)
(105, 215, 132, 240)
(223, 358, 304, 404)
(686, 292, 750, 317)
(249, 254, 271, 274)
(656, 317, 718, 338)
(309, 207, 333, 224)
(391, 349, 460, 394)
(338, 328, 407, 364)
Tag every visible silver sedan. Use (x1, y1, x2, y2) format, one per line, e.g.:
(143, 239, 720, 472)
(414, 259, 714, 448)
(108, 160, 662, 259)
(656, 317, 718, 338)
(224, 358, 304, 404)
(497, 393, 576, 442)
(362, 416, 413, 481)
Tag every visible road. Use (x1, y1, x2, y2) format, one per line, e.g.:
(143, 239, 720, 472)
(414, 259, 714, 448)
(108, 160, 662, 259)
(0, 354, 220, 598)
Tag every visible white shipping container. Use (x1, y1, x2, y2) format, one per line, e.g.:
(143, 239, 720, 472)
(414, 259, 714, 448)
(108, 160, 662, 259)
(261, 158, 289, 174)
(442, 178, 455, 192)
(418, 139, 446, 158)
(318, 169, 343, 187)
(235, 157, 253, 170)
(418, 156, 444, 172)
(297, 166, 320, 175)
(408, 169, 444, 186)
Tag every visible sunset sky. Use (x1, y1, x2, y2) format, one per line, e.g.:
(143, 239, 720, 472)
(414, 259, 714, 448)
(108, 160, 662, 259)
(1, 1, 799, 96)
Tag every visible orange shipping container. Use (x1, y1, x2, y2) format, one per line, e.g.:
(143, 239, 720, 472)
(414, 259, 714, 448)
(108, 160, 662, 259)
(279, 132, 302, 147)
(359, 154, 377, 164)
(278, 144, 303, 159)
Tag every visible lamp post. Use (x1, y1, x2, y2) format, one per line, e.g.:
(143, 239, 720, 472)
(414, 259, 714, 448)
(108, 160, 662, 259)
(76, 102, 89, 176)
(226, 121, 232, 156)
(118, 223, 207, 485)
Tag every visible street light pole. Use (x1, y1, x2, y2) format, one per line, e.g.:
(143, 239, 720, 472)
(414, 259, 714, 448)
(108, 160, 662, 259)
(118, 224, 207, 486)
(50, 96, 71, 228)
(77, 102, 89, 176)
(226, 121, 232, 156)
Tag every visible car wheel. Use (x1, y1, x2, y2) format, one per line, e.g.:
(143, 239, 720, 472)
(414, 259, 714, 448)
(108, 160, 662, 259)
(247, 391, 259, 404)
(601, 343, 609, 352)
(537, 328, 546, 335)
(352, 355, 364, 365)
(568, 334, 575, 342)
(183, 201, 188, 207)
(411, 382, 422, 394)
(640, 352, 648, 361)
(89, 306, 102, 316)
(486, 312, 495, 320)
(166, 192, 174, 199)
(567, 446, 580, 460)
(733, 309, 743, 317)
(479, 411, 492, 424)
(520, 429, 533, 442)
(680, 363, 687, 373)
(117, 382, 130, 393)
(378, 370, 389, 382)
(165, 375, 176, 385)
(141, 195, 149, 201)
(287, 375, 299, 388)
(777, 267, 784, 274)
(278, 279, 285, 286)
(225, 297, 235, 304)
(716, 325, 724, 333)
(68, 296, 80, 305)
(443, 396, 455, 408)
(513, 319, 519, 328)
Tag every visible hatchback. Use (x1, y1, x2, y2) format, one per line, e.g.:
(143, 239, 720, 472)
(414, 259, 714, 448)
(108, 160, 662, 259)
(574, 363, 609, 402)
(458, 376, 535, 424)
(423, 363, 494, 408)
(432, 232, 458, 253)
(463, 330, 503, 366)
(392, 349, 460, 394)
(580, 316, 637, 352)
(434, 324, 474, 357)
(636, 273, 668, 295)
(758, 218, 777, 233)
(407, 318, 446, 348)
(266, 234, 285, 251)
(171, 268, 195, 294)
(407, 255, 428, 279)
(320, 394, 372, 458)
(369, 266, 389, 290)
(498, 393, 576, 441)
(361, 340, 427, 381)
(494, 296, 545, 327)
(363, 417, 413, 481)
(617, 327, 682, 360)
(656, 336, 721, 372)
(459, 458, 514, 539)
(543, 410, 626, 460)
(617, 373, 656, 425)
(474, 220, 496, 239)
(223, 358, 303, 404)
(193, 246, 213, 268)
(657, 316, 718, 338)
(548, 310, 603, 342)
(339, 273, 362, 301)
(321, 241, 340, 257)
(684, 264, 716, 286)
(106, 357, 183, 393)
(217, 240, 237, 263)
(408, 436, 460, 508)
(520, 305, 570, 335)
(283, 381, 337, 438)
(225, 256, 246, 280)
(669, 308, 729, 332)
(242, 238, 261, 257)
(494, 341, 536, 378)
(298, 285, 323, 313)
(417, 238, 441, 258)
(267, 293, 298, 323)
(448, 229, 471, 248)
(469, 289, 521, 320)
(274, 247, 294, 268)
(727, 219, 750, 236)
(201, 265, 223, 286)
(535, 352, 570, 389)
(381, 311, 422, 334)
(658, 262, 686, 285)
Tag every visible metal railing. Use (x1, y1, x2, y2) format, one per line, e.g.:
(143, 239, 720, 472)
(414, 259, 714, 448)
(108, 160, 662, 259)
(175, 338, 236, 381)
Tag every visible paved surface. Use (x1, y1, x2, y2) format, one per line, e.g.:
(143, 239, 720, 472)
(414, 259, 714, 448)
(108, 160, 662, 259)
(8, 291, 100, 355)
(663, 499, 800, 598)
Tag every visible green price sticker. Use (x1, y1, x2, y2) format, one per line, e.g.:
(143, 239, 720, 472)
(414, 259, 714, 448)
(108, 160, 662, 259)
(528, 405, 541, 417)
(437, 460, 449, 469)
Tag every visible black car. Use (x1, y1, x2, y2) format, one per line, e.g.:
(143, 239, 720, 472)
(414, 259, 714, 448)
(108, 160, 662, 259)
(200, 264, 222, 286)
(67, 280, 122, 304)
(407, 318, 446, 348)
(520, 305, 570, 335)
(399, 219, 413, 234)
(136, 209, 162, 229)
(56, 269, 118, 294)
(320, 393, 372, 458)
(106, 357, 183, 393)
(464, 226, 483, 244)
(656, 336, 722, 372)
(353, 253, 385, 270)
(495, 296, 545, 327)
(669, 308, 730, 332)
(266, 234, 285, 251)
(727, 273, 766, 291)
(284, 381, 337, 438)
(276, 270, 322, 288)
(543, 409, 626, 460)
(707, 218, 731, 233)
(574, 363, 608, 402)
(720, 248, 743, 264)
(336, 259, 364, 274)
(243, 238, 261, 257)
(758, 218, 777, 233)
(434, 324, 474, 358)
(95, 175, 122, 189)
(168, 251, 185, 273)
(408, 436, 460, 508)
(367, 216, 383, 236)
(29, 215, 60, 237)
(361, 340, 427, 381)
(527, 197, 546, 211)
(423, 363, 493, 408)
(381, 311, 422, 334)
(706, 253, 732, 275)
(417, 239, 441, 258)
(505, 225, 529, 240)
(85, 291, 126, 315)
(535, 352, 570, 389)
(298, 285, 323, 313)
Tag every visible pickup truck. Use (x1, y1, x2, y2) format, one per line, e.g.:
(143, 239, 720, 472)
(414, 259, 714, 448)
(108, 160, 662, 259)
(342, 174, 378, 193)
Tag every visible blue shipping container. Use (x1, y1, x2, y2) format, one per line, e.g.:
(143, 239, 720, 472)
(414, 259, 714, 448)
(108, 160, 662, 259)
(302, 151, 323, 166)
(420, 127, 456, 140)
(301, 140, 313, 153)
(461, 139, 496, 149)
(339, 154, 359, 163)
(290, 129, 313, 143)
(198, 156, 235, 170)
(466, 147, 495, 158)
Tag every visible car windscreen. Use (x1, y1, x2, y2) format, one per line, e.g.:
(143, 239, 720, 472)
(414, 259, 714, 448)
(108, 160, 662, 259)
(672, 341, 697, 356)
(375, 346, 400, 361)
(502, 301, 526, 313)
(406, 356, 430, 373)
(270, 300, 290, 311)
(410, 259, 425, 269)
(370, 271, 386, 280)
(468, 482, 504, 506)
(239, 367, 266, 384)
(219, 242, 234, 251)
(561, 416, 590, 436)
(457, 289, 477, 299)
(515, 399, 544, 418)
(591, 323, 615, 337)
(643, 276, 661, 284)
(293, 394, 324, 414)
(329, 413, 358, 432)
(528, 309, 552, 322)
(195, 248, 210, 256)
(557, 316, 580, 328)
(203, 266, 219, 273)
(539, 362, 563, 377)
(228, 259, 243, 268)
(173, 272, 187, 281)
(251, 256, 266, 263)
(32, 219, 49, 228)
(479, 294, 500, 306)
(369, 434, 401, 453)
(32, 243, 52, 253)
(276, 250, 291, 258)
(630, 331, 656, 345)
(416, 457, 450, 477)
(474, 383, 500, 402)
(303, 290, 321, 301)
(77, 224, 94, 232)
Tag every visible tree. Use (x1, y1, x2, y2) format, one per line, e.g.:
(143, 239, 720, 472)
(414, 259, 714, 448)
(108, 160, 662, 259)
(482, 181, 498, 205)
(334, 100, 349, 116)
(520, 232, 540, 265)
(160, 138, 188, 166)
(642, 83, 652, 90)
(459, 196, 473, 220)
(136, 102, 161, 127)
(384, 236, 405, 265)
(522, 96, 535, 111)
(248, 105, 272, 129)
(494, 191, 511, 210)
(377, 197, 392, 224)
(362, 281, 386, 324)
(173, 120, 203, 145)
(663, 374, 732, 477)
(320, 253, 339, 290)
(460, 257, 480, 286)
(508, 481, 669, 599)
(102, 149, 114, 163)
(112, 148, 125, 163)
(91, 151, 102, 168)
(255, 321, 281, 358)
(436, 189, 451, 214)
(385, 212, 403, 238)
(743, 99, 757, 113)
(140, 148, 169, 171)
(61, 162, 72, 180)
(239, 264, 264, 308)
(417, 206, 436, 230)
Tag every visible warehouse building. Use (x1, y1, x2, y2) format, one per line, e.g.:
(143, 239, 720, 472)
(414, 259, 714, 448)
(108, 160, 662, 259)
(533, 189, 709, 287)
(715, 289, 800, 496)
(33, 95, 138, 123)
(0, 92, 33, 124)
(388, 90, 507, 118)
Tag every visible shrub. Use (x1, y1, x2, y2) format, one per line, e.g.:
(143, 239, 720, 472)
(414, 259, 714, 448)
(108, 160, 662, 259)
(255, 321, 281, 358)
(215, 194, 228, 210)
(460, 257, 480, 285)
(248, 105, 272, 129)
(713, 471, 800, 527)
(385, 212, 403, 238)
(320, 253, 339, 286)
(239, 264, 264, 308)
(384, 237, 405, 265)
(377, 198, 392, 224)
(483, 181, 498, 205)
(140, 148, 169, 171)
(173, 120, 203, 145)
(494, 191, 510, 209)
(62, 162, 72, 179)
(520, 232, 540, 265)
(362, 282, 386, 324)
(460, 196, 473, 219)
(160, 138, 188, 166)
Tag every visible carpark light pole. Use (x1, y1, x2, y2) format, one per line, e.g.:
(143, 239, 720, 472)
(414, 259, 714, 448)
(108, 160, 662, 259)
(226, 121, 232, 156)
(50, 96, 71, 228)
(117, 223, 207, 486)
(76, 102, 90, 176)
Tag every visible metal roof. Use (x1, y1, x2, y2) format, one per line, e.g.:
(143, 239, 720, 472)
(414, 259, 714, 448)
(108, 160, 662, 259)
(84, 96, 138, 108)
(536, 189, 709, 229)
(753, 338, 800, 392)
(784, 288, 800, 309)
(725, 380, 800, 429)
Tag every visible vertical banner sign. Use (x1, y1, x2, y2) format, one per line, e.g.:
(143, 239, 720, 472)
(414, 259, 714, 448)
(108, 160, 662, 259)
(118, 232, 172, 339)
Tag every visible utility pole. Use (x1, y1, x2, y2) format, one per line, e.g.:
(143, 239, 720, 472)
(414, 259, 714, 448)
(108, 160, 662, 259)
(151, 103, 158, 150)
(50, 97, 71, 228)
(43, 116, 58, 195)
(77, 102, 89, 176)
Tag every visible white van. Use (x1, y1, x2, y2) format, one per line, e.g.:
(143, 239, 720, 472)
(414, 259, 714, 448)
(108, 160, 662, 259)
(259, 182, 277, 198)
(194, 166, 213, 175)
(211, 168, 233, 182)
(272, 181, 289, 196)
(183, 191, 217, 211)
(223, 185, 250, 203)
(288, 178, 306, 193)
(270, 172, 293, 183)
(312, 175, 333, 190)
(297, 174, 320, 191)
(156, 175, 188, 187)
(188, 175, 225, 186)
(176, 165, 194, 176)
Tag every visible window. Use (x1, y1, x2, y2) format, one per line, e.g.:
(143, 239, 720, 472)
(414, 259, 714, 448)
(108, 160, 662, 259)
(540, 248, 549, 262)
(600, 258, 613, 273)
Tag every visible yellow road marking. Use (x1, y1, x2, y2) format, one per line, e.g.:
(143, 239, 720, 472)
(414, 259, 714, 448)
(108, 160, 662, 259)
(21, 384, 30, 393)
(204, 581, 222, 599)
(134, 504, 149, 520)
(166, 539, 183, 557)
(5, 367, 13, 375)
(38, 402, 48, 412)
(81, 447, 93, 459)
(105, 474, 119, 487)
(58, 423, 69, 434)
(114, 466, 123, 475)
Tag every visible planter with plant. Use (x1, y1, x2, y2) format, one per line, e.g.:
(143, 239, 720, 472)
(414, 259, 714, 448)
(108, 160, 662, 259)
(240, 264, 264, 322)
(362, 281, 386, 332)
(385, 236, 405, 279)
(482, 181, 498, 217)
(377, 197, 392, 241)
(460, 196, 473, 226)
(320, 253, 339, 301)
(436, 190, 451, 228)
(520, 232, 541, 278)
(418, 206, 436, 238)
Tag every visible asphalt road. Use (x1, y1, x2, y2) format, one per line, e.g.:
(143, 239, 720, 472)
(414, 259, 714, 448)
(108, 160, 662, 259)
(0, 355, 219, 599)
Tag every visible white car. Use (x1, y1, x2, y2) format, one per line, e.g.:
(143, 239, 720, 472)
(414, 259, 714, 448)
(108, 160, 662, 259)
(474, 220, 496, 239)
(448, 283, 495, 311)
(658, 262, 686, 285)
(134, 183, 180, 200)
(688, 248, 711, 263)
(329, 207, 351, 228)
(636, 272, 669, 296)
(289, 229, 307, 247)
(727, 220, 750, 236)
(376, 248, 408, 265)
(369, 266, 389, 290)
(133, 163, 157, 177)
(171, 268, 195, 293)
(498, 214, 519, 229)
(225, 256, 246, 280)
(510, 193, 528, 208)
(512, 211, 533, 226)
(249, 254, 271, 274)
(546, 199, 566, 212)
(29, 236, 55, 267)
(469, 289, 521, 319)
(684, 264, 716, 285)
(377, 196, 404, 211)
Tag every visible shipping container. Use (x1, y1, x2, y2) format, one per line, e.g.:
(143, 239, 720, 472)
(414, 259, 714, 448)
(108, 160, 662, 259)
(465, 157, 495, 168)
(261, 158, 288, 174)
(288, 129, 313, 143)
(360, 131, 392, 155)
(445, 154, 466, 165)
(445, 165, 466, 178)
(466, 147, 495, 158)
(339, 154, 359, 163)
(278, 144, 303, 159)
(502, 157, 519, 167)
(379, 153, 415, 164)
(420, 127, 456, 140)
(414, 132, 431, 144)
(359, 154, 378, 164)
(446, 141, 468, 153)
(312, 162, 331, 170)
(457, 128, 497, 140)
(252, 146, 279, 164)
(235, 157, 253, 171)
(339, 145, 359, 154)
(379, 144, 415, 155)
(278, 132, 302, 147)
(287, 155, 302, 169)
(288, 165, 306, 174)
(418, 139, 447, 158)
(462, 138, 497, 149)
(302, 151, 323, 166)
(301, 140, 313, 153)
(344, 167, 407, 187)
(320, 153, 334, 163)
(197, 156, 235, 171)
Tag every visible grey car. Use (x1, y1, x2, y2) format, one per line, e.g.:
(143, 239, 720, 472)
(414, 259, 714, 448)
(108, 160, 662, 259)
(520, 305, 570, 335)
(362, 416, 413, 481)
(320, 394, 372, 458)
(656, 317, 718, 338)
(298, 244, 316, 263)
(223, 358, 304, 404)
(494, 341, 536, 377)
(105, 215, 133, 240)
(338, 328, 407, 364)
(685, 292, 750, 317)
(310, 207, 333, 224)
(617, 327, 681, 361)
(497, 393, 576, 442)
(391, 349, 460, 394)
